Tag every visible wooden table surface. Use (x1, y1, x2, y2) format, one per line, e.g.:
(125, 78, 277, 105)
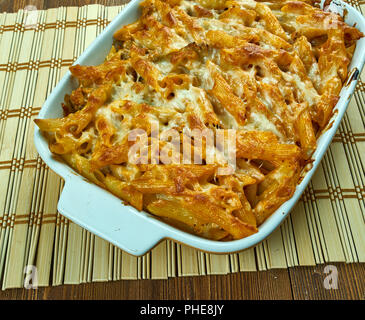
(0, 0, 364, 300)
(0, 263, 364, 299)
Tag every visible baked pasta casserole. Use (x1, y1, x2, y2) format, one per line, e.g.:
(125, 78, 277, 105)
(35, 0, 363, 241)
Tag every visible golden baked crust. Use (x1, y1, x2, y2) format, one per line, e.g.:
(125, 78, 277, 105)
(35, 0, 363, 240)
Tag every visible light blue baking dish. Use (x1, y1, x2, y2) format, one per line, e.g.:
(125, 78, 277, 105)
(34, 0, 365, 256)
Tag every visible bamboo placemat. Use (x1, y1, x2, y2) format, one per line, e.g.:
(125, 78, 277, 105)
(0, 2, 364, 290)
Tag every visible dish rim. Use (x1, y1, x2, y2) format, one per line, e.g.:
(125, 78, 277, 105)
(34, 0, 365, 256)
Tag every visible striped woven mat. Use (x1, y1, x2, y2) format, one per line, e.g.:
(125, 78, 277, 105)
(0, 2, 364, 290)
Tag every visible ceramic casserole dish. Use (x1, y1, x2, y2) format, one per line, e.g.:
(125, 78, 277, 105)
(34, 0, 365, 256)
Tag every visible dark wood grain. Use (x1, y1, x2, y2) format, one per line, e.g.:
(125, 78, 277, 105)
(289, 263, 365, 300)
(0, 0, 364, 300)
(0, 264, 364, 300)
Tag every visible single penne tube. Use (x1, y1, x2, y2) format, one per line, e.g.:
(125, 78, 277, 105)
(236, 131, 302, 162)
(296, 108, 317, 159)
(205, 30, 247, 48)
(130, 53, 162, 92)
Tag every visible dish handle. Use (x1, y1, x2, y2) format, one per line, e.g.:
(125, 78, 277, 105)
(57, 177, 166, 256)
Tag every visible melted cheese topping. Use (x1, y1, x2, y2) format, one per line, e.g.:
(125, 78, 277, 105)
(84, 0, 360, 152)
(38, 0, 361, 240)
(90, 0, 357, 148)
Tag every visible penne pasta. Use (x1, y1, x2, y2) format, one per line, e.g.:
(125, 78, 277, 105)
(35, 0, 362, 241)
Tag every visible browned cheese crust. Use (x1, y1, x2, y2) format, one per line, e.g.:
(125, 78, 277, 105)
(35, 0, 363, 240)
